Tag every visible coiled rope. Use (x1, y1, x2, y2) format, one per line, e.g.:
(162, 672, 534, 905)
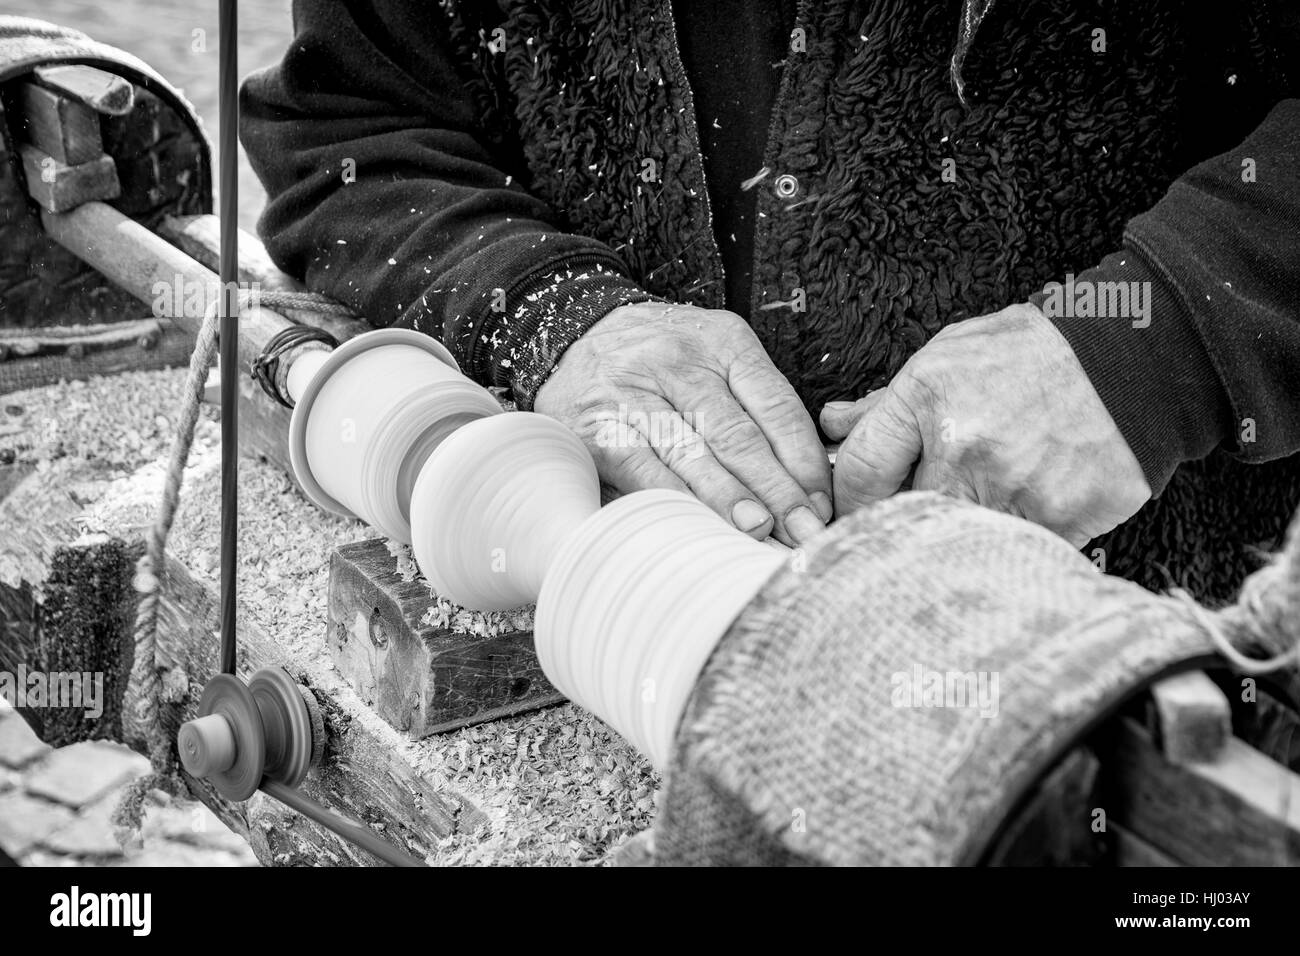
(252, 321, 340, 408)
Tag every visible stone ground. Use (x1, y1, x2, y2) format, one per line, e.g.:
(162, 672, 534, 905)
(0, 700, 256, 867)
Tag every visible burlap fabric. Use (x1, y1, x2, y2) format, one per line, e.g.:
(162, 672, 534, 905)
(656, 491, 1298, 866)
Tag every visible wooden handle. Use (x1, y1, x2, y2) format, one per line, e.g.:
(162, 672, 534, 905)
(40, 201, 302, 370)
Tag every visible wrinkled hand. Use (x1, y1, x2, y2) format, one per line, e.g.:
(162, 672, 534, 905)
(535, 301, 832, 545)
(820, 303, 1150, 547)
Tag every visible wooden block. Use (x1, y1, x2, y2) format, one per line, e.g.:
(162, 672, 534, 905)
(17, 83, 104, 166)
(33, 536, 135, 746)
(1150, 670, 1232, 764)
(1109, 717, 1300, 865)
(985, 747, 1104, 866)
(19, 145, 120, 213)
(328, 538, 563, 737)
(33, 65, 135, 117)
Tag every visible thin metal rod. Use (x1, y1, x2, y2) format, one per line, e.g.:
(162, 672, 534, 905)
(218, 0, 239, 675)
(261, 780, 426, 867)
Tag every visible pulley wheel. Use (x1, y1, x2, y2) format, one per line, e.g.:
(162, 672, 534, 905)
(193, 673, 265, 801)
(249, 666, 321, 788)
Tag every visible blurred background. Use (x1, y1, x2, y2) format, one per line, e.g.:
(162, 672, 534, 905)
(6, 0, 295, 231)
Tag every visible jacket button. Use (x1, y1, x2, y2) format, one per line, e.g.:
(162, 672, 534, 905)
(774, 173, 799, 199)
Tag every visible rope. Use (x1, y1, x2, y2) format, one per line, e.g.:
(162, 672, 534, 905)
(122, 299, 222, 769)
(113, 299, 222, 836)
(1171, 510, 1300, 676)
(114, 291, 347, 838)
(251, 289, 359, 317)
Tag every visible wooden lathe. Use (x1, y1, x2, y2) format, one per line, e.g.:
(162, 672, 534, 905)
(1, 24, 1298, 867)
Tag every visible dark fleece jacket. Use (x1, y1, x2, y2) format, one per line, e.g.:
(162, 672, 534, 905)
(241, 0, 1300, 603)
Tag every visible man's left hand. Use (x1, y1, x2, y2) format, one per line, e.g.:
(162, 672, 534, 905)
(820, 303, 1151, 548)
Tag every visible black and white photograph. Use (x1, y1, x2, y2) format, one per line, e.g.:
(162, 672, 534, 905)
(0, 0, 1297, 919)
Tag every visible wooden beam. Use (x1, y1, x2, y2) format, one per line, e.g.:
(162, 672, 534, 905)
(19, 145, 120, 214)
(157, 214, 364, 343)
(37, 203, 370, 486)
(39, 202, 298, 369)
(158, 215, 302, 291)
(32, 65, 135, 117)
(16, 83, 104, 166)
(328, 538, 562, 737)
(1150, 670, 1232, 764)
(0, 458, 485, 865)
(1108, 717, 1300, 866)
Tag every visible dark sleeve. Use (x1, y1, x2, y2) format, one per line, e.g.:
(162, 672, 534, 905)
(239, 0, 661, 407)
(1033, 98, 1300, 495)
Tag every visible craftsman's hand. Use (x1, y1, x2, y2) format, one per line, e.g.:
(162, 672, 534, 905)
(821, 303, 1150, 547)
(535, 301, 832, 545)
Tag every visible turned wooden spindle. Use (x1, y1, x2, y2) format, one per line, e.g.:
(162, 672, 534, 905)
(409, 412, 786, 767)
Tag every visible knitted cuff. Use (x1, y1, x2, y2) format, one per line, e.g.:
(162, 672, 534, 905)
(1031, 245, 1232, 495)
(480, 256, 666, 409)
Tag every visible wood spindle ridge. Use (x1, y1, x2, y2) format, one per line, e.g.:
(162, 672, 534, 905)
(287, 328, 502, 544)
(408, 412, 787, 767)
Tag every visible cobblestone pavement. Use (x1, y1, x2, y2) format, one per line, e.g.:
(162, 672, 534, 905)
(0, 700, 257, 867)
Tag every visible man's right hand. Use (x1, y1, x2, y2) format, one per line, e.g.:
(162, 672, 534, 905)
(534, 301, 832, 545)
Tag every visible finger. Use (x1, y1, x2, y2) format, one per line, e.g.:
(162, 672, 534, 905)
(635, 401, 776, 538)
(833, 386, 923, 516)
(584, 402, 775, 537)
(585, 412, 691, 498)
(727, 354, 834, 522)
(672, 380, 825, 546)
(819, 390, 885, 441)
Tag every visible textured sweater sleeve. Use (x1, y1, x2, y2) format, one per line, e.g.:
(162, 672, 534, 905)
(1033, 98, 1300, 494)
(238, 0, 661, 407)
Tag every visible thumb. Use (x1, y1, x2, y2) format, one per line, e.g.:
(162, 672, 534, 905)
(819, 391, 884, 441)
(833, 388, 922, 516)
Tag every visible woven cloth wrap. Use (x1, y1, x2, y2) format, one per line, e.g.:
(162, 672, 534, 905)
(656, 491, 1297, 866)
(0, 17, 206, 135)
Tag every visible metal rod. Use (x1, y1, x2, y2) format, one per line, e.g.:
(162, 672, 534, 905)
(260, 780, 426, 867)
(211, 0, 423, 869)
(218, 0, 239, 676)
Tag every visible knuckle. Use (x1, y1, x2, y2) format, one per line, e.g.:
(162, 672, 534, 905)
(656, 426, 705, 467)
(707, 415, 766, 455)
